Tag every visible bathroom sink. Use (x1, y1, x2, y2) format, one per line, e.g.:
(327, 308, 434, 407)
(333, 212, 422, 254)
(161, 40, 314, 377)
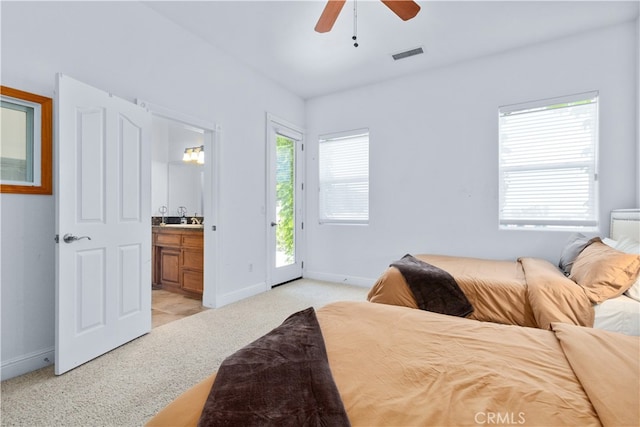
(161, 224, 204, 229)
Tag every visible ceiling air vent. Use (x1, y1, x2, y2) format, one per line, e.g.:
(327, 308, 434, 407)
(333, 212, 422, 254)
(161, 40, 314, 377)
(392, 47, 424, 61)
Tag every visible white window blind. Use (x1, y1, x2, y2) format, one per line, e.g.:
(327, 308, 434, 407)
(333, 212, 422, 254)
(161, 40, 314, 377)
(499, 92, 599, 229)
(319, 130, 369, 224)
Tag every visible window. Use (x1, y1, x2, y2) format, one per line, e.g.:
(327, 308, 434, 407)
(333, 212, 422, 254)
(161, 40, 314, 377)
(319, 129, 369, 224)
(499, 92, 598, 230)
(0, 86, 52, 194)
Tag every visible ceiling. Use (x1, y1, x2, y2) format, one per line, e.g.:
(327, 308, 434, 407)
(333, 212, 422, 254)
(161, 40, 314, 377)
(146, 1, 639, 100)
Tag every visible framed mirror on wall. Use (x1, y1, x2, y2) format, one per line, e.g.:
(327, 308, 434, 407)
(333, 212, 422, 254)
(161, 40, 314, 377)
(1, 86, 52, 194)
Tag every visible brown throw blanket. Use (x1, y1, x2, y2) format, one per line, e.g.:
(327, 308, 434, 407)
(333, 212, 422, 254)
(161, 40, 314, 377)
(197, 307, 350, 427)
(390, 254, 473, 317)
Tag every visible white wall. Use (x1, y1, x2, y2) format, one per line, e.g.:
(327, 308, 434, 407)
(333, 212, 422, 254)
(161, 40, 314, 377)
(151, 117, 170, 216)
(1, 2, 304, 379)
(305, 21, 639, 285)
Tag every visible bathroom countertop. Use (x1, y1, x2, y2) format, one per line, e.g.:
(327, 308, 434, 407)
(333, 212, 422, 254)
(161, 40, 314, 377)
(153, 224, 204, 230)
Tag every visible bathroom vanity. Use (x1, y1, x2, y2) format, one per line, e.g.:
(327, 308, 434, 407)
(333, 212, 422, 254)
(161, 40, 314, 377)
(152, 225, 203, 297)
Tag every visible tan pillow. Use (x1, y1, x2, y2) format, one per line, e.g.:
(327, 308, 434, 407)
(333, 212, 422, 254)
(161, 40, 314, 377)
(569, 241, 640, 304)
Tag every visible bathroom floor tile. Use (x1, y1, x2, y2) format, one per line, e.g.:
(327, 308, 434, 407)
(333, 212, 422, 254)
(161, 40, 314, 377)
(152, 289, 208, 328)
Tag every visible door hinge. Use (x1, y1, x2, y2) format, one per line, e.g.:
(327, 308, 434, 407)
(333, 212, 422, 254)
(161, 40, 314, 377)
(301, 143, 304, 151)
(301, 222, 304, 230)
(54, 234, 59, 243)
(301, 261, 304, 268)
(212, 225, 217, 231)
(301, 183, 304, 190)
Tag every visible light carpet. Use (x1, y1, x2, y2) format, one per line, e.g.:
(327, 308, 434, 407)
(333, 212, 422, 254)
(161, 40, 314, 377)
(1, 279, 369, 427)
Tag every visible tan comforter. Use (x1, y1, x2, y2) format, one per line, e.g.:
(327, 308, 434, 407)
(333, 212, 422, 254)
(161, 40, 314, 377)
(147, 301, 638, 427)
(367, 254, 595, 329)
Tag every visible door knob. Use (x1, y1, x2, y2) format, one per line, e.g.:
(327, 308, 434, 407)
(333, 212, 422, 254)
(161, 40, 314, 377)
(63, 233, 92, 243)
(270, 222, 279, 227)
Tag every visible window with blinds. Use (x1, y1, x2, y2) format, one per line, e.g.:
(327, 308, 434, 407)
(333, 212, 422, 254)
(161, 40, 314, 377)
(498, 91, 599, 230)
(319, 130, 369, 224)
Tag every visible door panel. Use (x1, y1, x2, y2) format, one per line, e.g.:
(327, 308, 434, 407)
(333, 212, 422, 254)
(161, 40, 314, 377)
(120, 115, 142, 221)
(77, 107, 105, 222)
(56, 74, 151, 375)
(119, 244, 142, 317)
(76, 249, 106, 332)
(275, 135, 295, 268)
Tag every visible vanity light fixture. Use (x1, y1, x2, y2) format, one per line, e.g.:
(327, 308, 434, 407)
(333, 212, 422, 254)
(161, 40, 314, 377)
(182, 145, 204, 165)
(182, 149, 192, 162)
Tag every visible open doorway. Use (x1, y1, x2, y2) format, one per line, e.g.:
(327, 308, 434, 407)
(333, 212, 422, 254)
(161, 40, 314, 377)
(150, 116, 206, 327)
(142, 100, 220, 327)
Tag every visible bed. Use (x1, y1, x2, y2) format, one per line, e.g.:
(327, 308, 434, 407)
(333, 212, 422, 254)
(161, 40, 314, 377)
(146, 301, 639, 426)
(367, 209, 640, 335)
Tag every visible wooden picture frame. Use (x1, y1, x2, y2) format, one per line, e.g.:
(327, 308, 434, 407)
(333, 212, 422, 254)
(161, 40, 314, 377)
(0, 85, 52, 195)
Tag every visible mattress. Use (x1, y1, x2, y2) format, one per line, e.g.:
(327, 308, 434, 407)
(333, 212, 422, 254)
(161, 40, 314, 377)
(368, 254, 594, 330)
(147, 301, 639, 427)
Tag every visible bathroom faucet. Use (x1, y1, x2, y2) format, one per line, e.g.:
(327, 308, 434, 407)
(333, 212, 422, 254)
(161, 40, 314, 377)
(191, 217, 202, 225)
(177, 206, 188, 224)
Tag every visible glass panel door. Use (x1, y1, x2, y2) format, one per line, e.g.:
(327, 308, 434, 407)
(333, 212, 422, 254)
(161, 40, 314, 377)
(266, 114, 304, 287)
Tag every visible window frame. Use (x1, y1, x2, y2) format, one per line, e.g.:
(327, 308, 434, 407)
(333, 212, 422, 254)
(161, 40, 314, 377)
(318, 128, 369, 225)
(0, 86, 53, 195)
(0, 86, 52, 195)
(498, 91, 599, 231)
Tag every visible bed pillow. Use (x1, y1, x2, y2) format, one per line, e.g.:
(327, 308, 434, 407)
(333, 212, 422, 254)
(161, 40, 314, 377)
(615, 237, 640, 253)
(558, 233, 601, 276)
(569, 241, 640, 304)
(612, 237, 640, 302)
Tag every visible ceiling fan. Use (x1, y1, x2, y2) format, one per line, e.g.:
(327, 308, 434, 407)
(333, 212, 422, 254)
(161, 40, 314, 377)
(315, 0, 421, 33)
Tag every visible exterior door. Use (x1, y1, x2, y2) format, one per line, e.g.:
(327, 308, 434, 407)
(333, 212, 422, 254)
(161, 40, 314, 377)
(267, 115, 304, 286)
(55, 74, 152, 375)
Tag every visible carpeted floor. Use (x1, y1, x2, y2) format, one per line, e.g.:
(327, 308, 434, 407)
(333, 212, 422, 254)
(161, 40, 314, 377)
(0, 279, 369, 427)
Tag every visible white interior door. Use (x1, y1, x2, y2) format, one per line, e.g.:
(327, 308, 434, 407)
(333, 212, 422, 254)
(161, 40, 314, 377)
(55, 74, 152, 375)
(266, 115, 304, 286)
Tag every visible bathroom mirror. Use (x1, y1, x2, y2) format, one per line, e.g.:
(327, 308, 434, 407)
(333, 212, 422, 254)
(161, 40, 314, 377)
(0, 86, 52, 194)
(168, 162, 203, 217)
(151, 115, 205, 217)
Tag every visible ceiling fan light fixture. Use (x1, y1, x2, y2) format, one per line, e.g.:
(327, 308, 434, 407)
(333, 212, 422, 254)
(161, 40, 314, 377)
(315, 0, 420, 34)
(391, 46, 424, 61)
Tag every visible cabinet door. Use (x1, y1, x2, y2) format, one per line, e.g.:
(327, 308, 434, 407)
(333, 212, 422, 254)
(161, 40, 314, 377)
(160, 248, 181, 286)
(182, 270, 203, 294)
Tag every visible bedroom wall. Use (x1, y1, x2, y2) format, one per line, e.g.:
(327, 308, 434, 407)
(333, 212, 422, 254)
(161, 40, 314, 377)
(0, 2, 304, 379)
(304, 20, 639, 286)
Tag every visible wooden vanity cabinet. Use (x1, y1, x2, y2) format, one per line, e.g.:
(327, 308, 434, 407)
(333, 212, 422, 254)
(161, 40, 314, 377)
(152, 227, 203, 296)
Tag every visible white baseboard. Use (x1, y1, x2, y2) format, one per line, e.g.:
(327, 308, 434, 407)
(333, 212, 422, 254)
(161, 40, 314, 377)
(304, 271, 374, 288)
(216, 281, 267, 307)
(1, 347, 54, 381)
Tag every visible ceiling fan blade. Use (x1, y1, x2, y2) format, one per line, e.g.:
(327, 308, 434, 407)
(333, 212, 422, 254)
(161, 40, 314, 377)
(315, 0, 347, 33)
(380, 0, 421, 21)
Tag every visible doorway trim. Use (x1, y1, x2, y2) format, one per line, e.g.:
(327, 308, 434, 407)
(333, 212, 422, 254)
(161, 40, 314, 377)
(137, 99, 221, 308)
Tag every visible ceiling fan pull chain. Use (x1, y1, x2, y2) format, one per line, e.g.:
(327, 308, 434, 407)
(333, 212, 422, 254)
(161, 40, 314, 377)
(352, 0, 359, 47)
